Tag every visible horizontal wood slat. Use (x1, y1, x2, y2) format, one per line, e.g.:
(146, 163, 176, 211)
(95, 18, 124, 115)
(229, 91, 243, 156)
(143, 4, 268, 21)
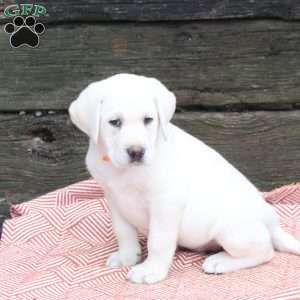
(1, 110, 299, 217)
(1, 20, 300, 111)
(1, 0, 299, 24)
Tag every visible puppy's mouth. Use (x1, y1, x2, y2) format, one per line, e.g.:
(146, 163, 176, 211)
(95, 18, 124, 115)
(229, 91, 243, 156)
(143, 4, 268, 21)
(129, 159, 144, 166)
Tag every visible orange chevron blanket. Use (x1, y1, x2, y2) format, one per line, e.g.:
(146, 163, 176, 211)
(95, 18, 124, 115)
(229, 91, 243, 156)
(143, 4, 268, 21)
(1, 180, 300, 300)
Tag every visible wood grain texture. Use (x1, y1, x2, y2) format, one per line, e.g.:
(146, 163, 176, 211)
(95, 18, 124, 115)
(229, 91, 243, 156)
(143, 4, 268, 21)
(1, 0, 299, 24)
(0, 113, 88, 215)
(1, 110, 300, 221)
(1, 20, 300, 111)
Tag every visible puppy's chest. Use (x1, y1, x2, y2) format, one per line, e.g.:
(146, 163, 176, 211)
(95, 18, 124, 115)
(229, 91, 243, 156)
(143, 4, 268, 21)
(109, 178, 150, 234)
(87, 152, 151, 234)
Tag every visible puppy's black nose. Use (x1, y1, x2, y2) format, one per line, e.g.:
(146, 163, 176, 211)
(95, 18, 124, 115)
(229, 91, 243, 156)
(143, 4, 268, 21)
(126, 146, 145, 162)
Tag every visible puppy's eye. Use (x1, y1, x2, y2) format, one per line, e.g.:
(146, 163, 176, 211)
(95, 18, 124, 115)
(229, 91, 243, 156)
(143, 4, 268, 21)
(144, 117, 153, 125)
(109, 119, 122, 128)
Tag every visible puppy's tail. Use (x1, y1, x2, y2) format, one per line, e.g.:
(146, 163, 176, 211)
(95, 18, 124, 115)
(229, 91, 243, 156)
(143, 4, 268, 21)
(270, 226, 300, 255)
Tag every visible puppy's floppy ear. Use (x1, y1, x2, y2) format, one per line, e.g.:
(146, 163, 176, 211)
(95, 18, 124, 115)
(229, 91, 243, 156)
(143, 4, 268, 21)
(149, 78, 176, 140)
(69, 82, 105, 145)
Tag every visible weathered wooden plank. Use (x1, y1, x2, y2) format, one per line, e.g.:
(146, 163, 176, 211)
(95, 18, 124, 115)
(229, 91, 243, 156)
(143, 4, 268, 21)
(1, 20, 300, 111)
(1, 0, 299, 24)
(0, 113, 88, 207)
(1, 110, 300, 219)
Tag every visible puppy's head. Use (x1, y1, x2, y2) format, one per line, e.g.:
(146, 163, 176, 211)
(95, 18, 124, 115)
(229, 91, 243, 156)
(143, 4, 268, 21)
(69, 74, 176, 168)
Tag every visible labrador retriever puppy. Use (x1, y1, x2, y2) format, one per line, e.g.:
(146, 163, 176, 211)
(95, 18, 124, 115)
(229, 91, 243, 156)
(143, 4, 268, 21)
(69, 73, 300, 284)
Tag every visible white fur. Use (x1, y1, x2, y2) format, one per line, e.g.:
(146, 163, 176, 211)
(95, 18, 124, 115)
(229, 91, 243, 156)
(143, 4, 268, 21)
(69, 74, 300, 284)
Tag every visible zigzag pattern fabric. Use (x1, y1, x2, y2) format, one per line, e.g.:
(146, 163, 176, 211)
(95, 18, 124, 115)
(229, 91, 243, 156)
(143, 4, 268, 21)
(1, 179, 300, 300)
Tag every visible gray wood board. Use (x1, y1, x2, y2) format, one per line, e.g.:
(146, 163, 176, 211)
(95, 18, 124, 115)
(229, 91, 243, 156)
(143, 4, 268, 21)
(1, 0, 300, 23)
(1, 20, 300, 111)
(1, 110, 299, 218)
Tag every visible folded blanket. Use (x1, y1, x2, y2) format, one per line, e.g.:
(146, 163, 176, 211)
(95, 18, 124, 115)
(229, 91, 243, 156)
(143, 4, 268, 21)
(1, 180, 300, 300)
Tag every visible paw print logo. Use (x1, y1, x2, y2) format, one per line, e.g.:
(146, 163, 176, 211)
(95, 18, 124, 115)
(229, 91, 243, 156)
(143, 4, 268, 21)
(4, 16, 45, 48)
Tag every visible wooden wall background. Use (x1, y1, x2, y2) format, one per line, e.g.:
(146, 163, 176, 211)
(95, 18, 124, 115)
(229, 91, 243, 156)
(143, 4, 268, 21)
(1, 1, 300, 229)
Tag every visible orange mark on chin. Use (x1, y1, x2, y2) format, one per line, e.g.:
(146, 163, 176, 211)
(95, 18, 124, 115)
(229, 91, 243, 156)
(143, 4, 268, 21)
(101, 154, 111, 162)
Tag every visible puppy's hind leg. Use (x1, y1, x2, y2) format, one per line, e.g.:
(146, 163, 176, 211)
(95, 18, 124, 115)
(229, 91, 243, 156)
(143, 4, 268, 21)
(202, 221, 274, 274)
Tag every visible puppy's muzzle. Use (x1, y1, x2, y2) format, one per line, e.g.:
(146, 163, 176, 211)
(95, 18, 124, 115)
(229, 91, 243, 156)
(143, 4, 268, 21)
(126, 146, 145, 163)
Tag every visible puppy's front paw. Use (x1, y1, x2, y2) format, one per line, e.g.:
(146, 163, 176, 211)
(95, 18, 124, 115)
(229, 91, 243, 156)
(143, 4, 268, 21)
(106, 250, 141, 268)
(127, 262, 168, 284)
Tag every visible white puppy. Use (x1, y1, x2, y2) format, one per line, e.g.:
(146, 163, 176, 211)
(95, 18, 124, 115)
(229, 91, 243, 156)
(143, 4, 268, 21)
(69, 74, 300, 284)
